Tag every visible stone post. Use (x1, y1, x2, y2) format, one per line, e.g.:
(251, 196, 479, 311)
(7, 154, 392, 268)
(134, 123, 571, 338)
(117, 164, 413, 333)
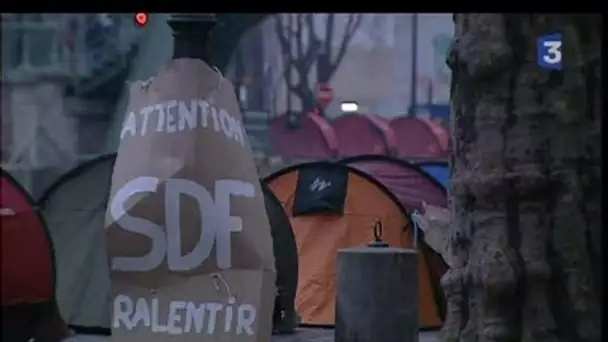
(335, 245, 419, 342)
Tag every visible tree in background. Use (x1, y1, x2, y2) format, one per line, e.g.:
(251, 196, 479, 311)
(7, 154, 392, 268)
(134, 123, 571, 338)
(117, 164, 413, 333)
(442, 14, 601, 342)
(274, 14, 363, 113)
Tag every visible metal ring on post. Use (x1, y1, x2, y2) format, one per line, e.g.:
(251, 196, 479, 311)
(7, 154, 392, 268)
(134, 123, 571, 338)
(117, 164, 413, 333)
(368, 220, 389, 248)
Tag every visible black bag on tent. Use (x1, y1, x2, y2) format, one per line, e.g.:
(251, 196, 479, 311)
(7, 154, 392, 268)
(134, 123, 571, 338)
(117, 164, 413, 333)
(292, 164, 348, 217)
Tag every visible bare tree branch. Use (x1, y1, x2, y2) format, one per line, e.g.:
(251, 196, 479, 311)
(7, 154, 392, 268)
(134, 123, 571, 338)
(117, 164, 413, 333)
(275, 14, 299, 102)
(282, 60, 293, 88)
(302, 14, 320, 69)
(273, 15, 291, 64)
(304, 14, 319, 47)
(324, 14, 335, 57)
(326, 14, 363, 79)
(295, 14, 304, 60)
(274, 13, 337, 112)
(274, 16, 299, 83)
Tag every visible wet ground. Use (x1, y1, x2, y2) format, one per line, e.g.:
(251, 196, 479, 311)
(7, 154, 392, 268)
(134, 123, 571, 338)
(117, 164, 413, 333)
(67, 328, 438, 341)
(273, 328, 439, 342)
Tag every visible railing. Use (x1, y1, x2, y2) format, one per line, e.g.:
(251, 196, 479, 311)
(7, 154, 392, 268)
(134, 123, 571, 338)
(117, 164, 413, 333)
(69, 14, 144, 94)
(1, 14, 71, 78)
(1, 14, 143, 92)
(243, 110, 272, 153)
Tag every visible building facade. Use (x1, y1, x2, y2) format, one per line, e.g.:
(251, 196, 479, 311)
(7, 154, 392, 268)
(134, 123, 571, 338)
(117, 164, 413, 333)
(1, 14, 141, 195)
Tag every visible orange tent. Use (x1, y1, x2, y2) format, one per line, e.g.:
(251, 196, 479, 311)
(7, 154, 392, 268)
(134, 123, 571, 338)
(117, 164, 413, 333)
(264, 161, 445, 329)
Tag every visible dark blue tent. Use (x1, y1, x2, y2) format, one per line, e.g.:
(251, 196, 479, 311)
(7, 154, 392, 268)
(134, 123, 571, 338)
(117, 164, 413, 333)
(414, 161, 449, 189)
(409, 104, 450, 122)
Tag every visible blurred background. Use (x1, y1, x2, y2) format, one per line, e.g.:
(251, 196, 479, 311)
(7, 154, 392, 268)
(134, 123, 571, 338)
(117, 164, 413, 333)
(1, 13, 453, 197)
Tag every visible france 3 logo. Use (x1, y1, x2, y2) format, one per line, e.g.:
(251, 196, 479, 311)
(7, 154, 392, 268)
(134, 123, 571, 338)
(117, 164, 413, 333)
(537, 33, 562, 71)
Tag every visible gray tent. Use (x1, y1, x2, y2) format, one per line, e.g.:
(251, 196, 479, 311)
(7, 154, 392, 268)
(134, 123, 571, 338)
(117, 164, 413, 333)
(37, 155, 115, 334)
(261, 181, 298, 333)
(37, 154, 298, 335)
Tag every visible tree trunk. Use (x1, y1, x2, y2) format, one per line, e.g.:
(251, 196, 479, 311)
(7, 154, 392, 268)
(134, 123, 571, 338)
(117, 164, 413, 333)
(291, 81, 316, 113)
(317, 53, 332, 84)
(442, 14, 601, 342)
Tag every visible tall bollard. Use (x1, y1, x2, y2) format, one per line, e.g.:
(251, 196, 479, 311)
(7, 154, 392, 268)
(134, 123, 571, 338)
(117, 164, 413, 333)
(335, 221, 419, 342)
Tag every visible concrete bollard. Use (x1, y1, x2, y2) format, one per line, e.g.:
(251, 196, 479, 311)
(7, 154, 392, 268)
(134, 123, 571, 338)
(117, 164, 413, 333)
(335, 234, 419, 342)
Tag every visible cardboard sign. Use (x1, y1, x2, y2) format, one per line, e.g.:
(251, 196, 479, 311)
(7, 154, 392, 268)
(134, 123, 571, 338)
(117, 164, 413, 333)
(105, 59, 276, 341)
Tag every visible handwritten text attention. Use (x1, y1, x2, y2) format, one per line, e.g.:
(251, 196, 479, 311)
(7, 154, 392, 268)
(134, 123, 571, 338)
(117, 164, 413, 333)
(120, 99, 245, 147)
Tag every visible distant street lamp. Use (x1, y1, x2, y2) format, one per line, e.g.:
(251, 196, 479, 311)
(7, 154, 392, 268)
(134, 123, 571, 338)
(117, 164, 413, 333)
(340, 102, 359, 113)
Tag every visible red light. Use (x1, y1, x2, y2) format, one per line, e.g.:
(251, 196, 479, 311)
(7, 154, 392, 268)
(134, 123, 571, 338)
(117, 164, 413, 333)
(135, 12, 149, 27)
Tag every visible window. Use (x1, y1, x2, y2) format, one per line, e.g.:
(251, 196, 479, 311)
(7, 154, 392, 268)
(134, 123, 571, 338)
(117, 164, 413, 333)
(1, 14, 68, 74)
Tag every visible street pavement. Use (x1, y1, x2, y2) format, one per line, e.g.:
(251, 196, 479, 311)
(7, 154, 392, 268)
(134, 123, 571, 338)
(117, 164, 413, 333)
(273, 327, 439, 342)
(65, 328, 439, 341)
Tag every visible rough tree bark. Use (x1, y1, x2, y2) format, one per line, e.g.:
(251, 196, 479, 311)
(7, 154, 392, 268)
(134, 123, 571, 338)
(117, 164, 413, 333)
(442, 14, 601, 342)
(274, 14, 363, 113)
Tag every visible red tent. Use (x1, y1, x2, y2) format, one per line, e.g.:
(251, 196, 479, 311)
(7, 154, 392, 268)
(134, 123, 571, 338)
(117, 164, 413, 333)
(269, 112, 338, 160)
(332, 114, 397, 157)
(1, 169, 55, 306)
(418, 117, 450, 152)
(1, 168, 66, 340)
(389, 116, 450, 159)
(340, 154, 447, 211)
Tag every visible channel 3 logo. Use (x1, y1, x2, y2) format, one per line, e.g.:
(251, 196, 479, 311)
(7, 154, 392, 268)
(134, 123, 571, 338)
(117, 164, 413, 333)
(538, 33, 562, 71)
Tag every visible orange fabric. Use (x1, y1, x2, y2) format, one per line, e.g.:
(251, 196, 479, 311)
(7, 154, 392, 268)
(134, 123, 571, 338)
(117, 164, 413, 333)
(268, 170, 443, 328)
